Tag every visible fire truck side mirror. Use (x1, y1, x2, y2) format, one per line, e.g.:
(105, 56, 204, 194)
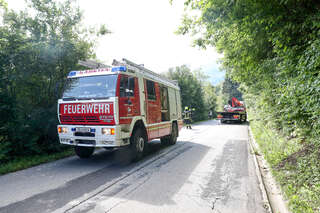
(125, 88, 133, 95)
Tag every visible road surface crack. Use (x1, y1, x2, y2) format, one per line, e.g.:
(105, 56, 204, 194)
(211, 197, 220, 210)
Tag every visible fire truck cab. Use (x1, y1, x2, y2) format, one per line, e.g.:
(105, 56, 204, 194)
(57, 58, 183, 160)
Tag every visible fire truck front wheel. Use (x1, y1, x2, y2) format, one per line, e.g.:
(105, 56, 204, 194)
(130, 129, 146, 161)
(74, 146, 95, 158)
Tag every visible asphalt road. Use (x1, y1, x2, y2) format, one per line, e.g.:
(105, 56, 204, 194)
(0, 120, 267, 213)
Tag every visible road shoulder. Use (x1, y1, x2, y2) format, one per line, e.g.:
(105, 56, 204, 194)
(248, 126, 290, 213)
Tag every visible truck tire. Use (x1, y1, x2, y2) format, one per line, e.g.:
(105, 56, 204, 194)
(168, 123, 178, 145)
(74, 146, 95, 158)
(240, 115, 247, 123)
(130, 128, 146, 161)
(160, 136, 169, 146)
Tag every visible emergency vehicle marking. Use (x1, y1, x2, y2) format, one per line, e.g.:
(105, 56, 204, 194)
(147, 124, 171, 131)
(59, 102, 115, 125)
(146, 122, 171, 128)
(63, 103, 111, 114)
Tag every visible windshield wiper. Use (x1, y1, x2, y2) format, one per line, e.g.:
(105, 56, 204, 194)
(93, 97, 110, 100)
(62, 97, 92, 101)
(77, 97, 92, 100)
(62, 97, 110, 101)
(62, 97, 77, 101)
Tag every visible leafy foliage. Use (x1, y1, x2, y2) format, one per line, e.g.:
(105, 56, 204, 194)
(222, 77, 242, 102)
(250, 109, 320, 213)
(0, 0, 97, 163)
(203, 83, 217, 114)
(178, 0, 320, 211)
(165, 65, 217, 121)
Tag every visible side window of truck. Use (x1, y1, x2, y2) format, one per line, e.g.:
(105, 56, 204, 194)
(120, 75, 135, 97)
(146, 80, 156, 100)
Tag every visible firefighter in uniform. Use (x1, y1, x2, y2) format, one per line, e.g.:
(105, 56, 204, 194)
(183, 106, 193, 129)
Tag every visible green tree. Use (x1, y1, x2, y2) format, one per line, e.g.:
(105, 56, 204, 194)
(165, 65, 208, 121)
(177, 0, 320, 211)
(0, 0, 102, 162)
(203, 83, 218, 115)
(177, 0, 320, 133)
(222, 77, 242, 103)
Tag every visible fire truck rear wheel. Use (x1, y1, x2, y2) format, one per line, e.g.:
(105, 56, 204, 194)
(240, 115, 247, 123)
(160, 136, 169, 146)
(74, 146, 95, 158)
(168, 124, 178, 145)
(130, 129, 146, 161)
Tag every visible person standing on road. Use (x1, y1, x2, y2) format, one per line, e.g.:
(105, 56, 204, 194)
(183, 106, 192, 129)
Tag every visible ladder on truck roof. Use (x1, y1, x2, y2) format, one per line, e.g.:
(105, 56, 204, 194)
(113, 58, 179, 90)
(78, 60, 110, 69)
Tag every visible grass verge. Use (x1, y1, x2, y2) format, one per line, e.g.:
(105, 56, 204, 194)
(249, 111, 320, 213)
(0, 149, 74, 175)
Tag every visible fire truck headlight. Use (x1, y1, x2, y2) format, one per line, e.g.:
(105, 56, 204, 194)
(102, 128, 115, 135)
(58, 127, 68, 134)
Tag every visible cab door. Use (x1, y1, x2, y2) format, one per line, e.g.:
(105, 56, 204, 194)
(145, 79, 161, 139)
(118, 74, 140, 124)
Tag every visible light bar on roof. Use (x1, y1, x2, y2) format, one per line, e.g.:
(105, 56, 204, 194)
(111, 66, 127, 72)
(67, 66, 127, 78)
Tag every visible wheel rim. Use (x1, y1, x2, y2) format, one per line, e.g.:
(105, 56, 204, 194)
(136, 137, 144, 152)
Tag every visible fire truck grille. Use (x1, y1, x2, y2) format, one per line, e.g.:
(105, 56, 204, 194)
(75, 139, 96, 145)
(60, 115, 100, 123)
(74, 132, 95, 137)
(223, 114, 234, 119)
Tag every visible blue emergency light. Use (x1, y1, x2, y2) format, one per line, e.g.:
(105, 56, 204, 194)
(111, 66, 127, 72)
(68, 71, 77, 77)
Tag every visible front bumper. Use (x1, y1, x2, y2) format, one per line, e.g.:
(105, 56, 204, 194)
(57, 125, 127, 147)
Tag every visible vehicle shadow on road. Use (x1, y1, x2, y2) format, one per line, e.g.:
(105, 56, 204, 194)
(0, 140, 211, 213)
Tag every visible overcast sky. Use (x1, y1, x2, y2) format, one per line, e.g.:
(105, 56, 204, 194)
(8, 0, 224, 83)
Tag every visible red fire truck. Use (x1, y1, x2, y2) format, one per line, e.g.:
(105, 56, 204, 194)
(217, 97, 247, 123)
(57, 59, 183, 160)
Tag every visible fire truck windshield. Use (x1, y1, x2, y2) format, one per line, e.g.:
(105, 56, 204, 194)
(63, 74, 118, 100)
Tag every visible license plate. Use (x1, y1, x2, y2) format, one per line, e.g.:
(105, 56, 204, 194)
(76, 127, 90, 132)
